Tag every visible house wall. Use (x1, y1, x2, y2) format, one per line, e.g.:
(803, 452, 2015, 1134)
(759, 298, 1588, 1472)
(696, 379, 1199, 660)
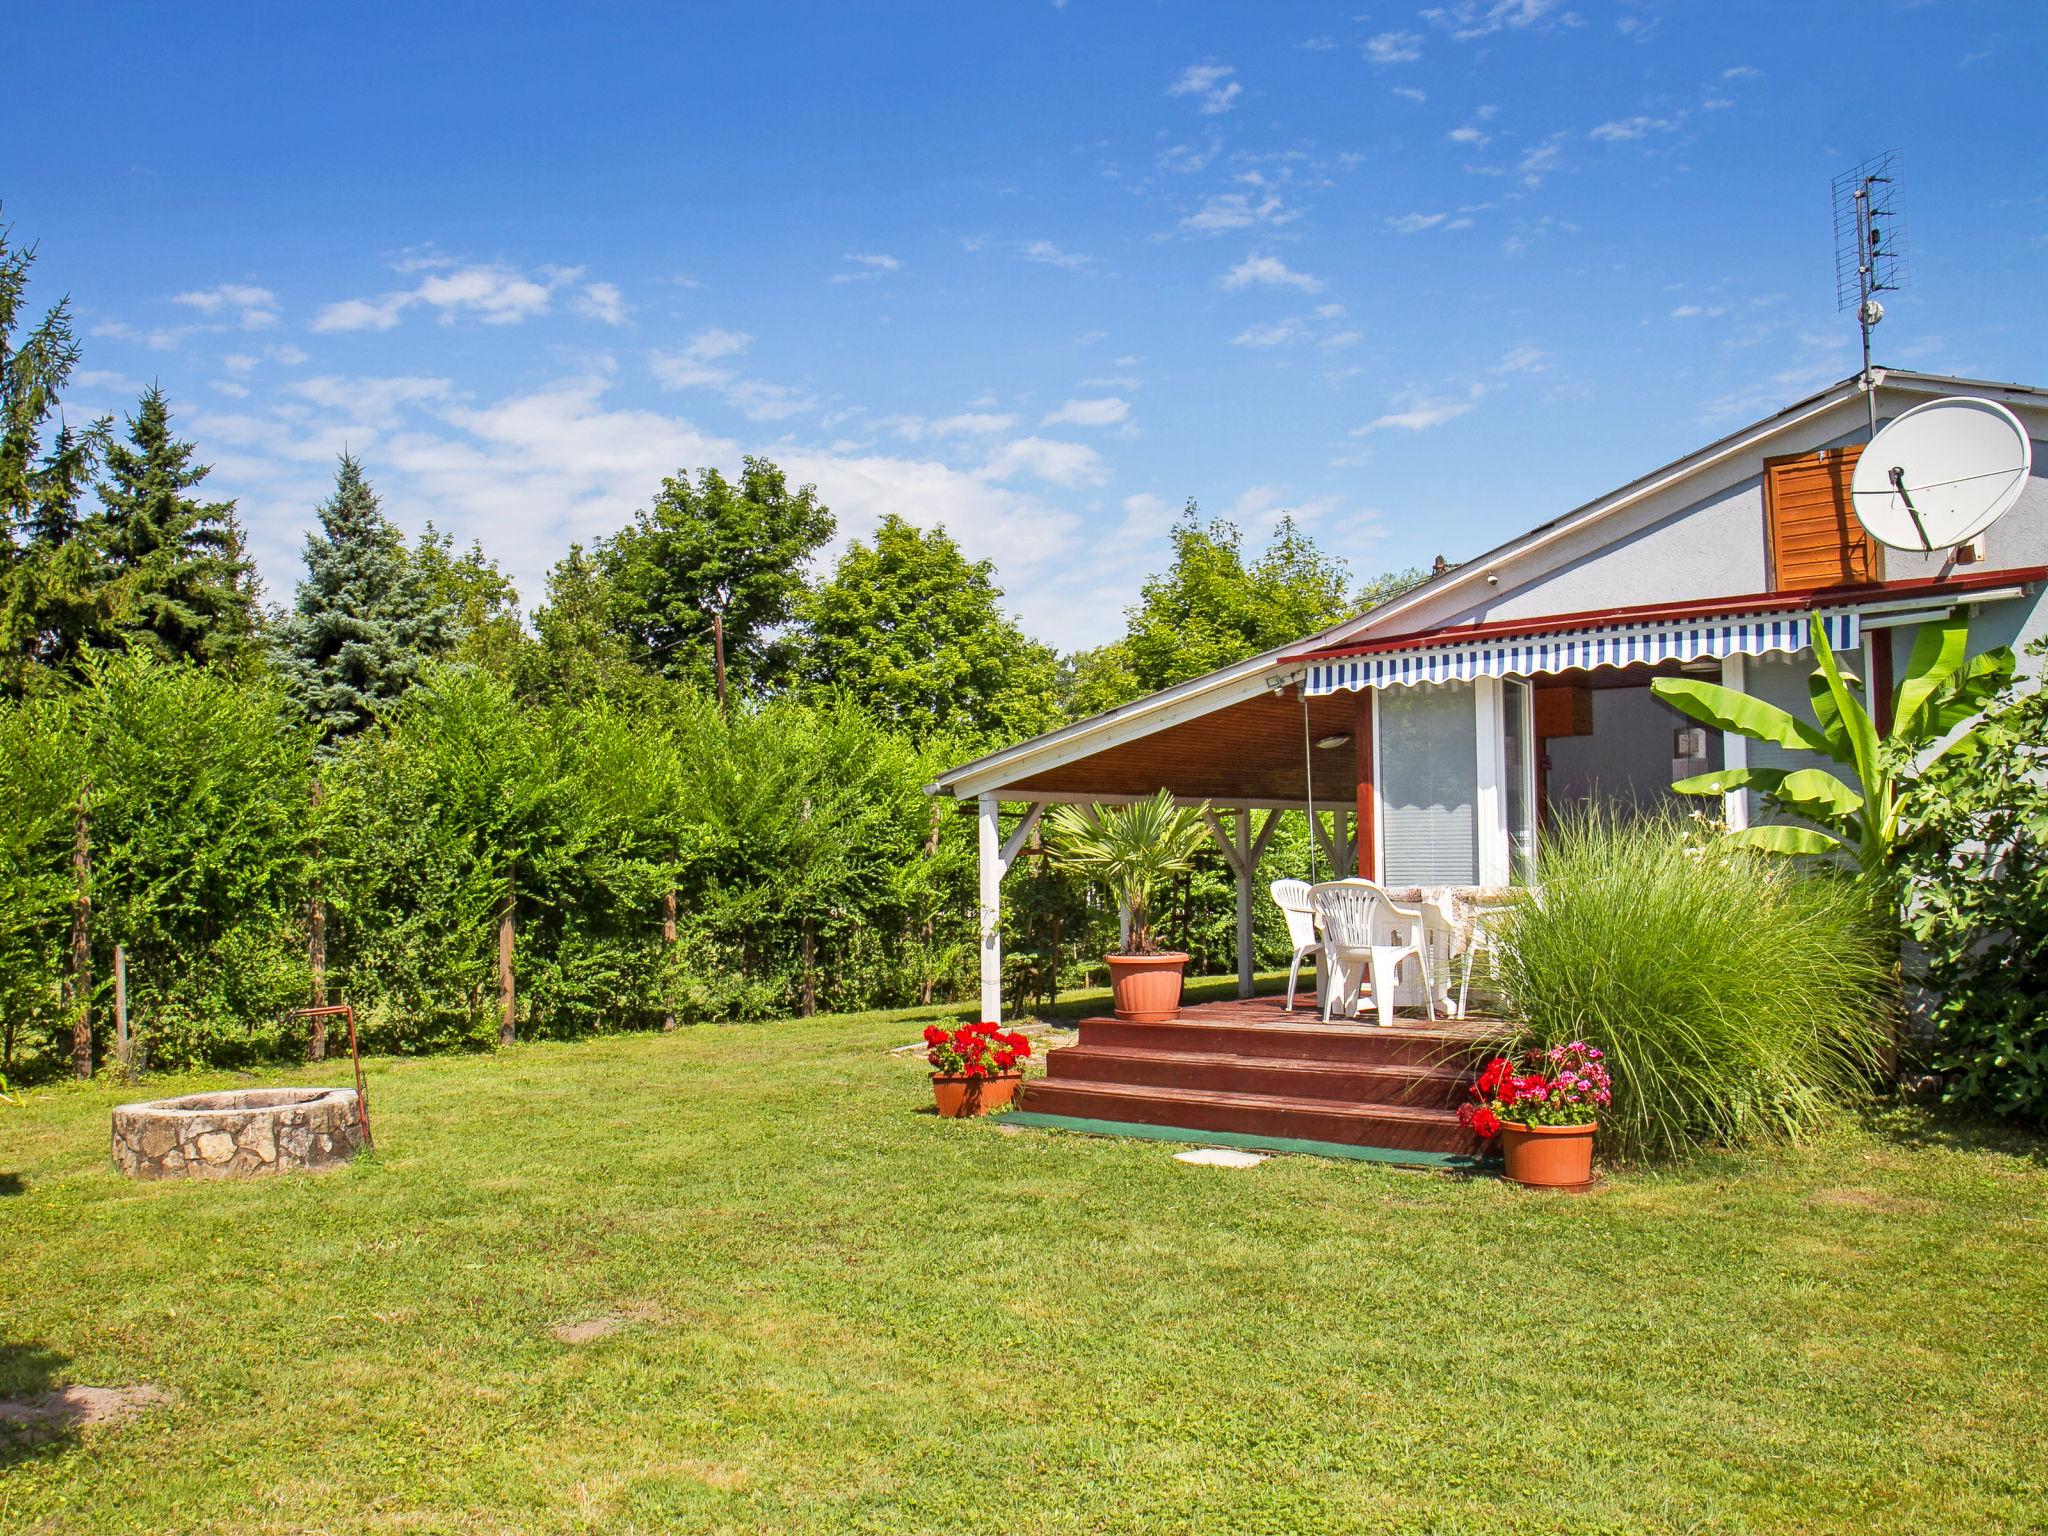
(1374, 396, 2048, 672)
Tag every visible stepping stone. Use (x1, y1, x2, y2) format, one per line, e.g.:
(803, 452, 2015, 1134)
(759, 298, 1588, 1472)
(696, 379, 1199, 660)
(1174, 1146, 1269, 1168)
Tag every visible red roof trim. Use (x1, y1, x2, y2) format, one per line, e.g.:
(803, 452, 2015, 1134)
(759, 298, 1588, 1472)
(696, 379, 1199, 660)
(1283, 567, 2047, 665)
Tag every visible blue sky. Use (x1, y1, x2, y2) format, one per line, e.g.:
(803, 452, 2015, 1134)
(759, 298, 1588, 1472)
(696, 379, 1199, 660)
(14, 0, 2044, 647)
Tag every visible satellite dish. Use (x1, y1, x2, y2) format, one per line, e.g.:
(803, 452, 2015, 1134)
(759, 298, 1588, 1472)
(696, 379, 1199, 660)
(1851, 396, 2033, 552)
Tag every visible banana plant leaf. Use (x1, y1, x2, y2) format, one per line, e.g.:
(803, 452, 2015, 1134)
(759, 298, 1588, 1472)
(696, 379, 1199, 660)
(1726, 823, 1844, 856)
(1649, 676, 1836, 756)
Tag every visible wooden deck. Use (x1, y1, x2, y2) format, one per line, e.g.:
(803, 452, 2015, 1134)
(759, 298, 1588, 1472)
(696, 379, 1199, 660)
(1013, 994, 1510, 1163)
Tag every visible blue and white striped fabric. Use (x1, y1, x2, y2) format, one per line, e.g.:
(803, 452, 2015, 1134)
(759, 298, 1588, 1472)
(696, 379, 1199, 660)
(1303, 609, 1859, 696)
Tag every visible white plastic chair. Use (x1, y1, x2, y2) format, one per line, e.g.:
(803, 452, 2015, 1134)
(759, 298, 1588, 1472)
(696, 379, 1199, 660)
(1308, 880, 1435, 1029)
(1269, 879, 1318, 1013)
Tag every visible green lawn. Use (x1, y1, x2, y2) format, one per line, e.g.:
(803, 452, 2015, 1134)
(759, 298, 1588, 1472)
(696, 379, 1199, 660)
(4, 1001, 2045, 1535)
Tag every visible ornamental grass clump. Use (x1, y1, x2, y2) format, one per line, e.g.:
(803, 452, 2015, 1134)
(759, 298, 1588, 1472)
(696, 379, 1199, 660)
(1487, 809, 1894, 1162)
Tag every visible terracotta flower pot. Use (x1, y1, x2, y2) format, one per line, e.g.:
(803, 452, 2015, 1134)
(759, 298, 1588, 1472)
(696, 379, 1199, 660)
(931, 1072, 1021, 1118)
(1105, 952, 1189, 1023)
(1499, 1121, 1597, 1189)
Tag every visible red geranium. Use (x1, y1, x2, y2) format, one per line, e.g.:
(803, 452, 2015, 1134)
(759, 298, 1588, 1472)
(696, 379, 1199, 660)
(1457, 1042, 1610, 1142)
(927, 1020, 1033, 1079)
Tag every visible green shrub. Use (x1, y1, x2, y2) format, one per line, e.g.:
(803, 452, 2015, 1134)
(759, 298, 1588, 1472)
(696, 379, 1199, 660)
(1901, 639, 2048, 1121)
(1487, 810, 1894, 1161)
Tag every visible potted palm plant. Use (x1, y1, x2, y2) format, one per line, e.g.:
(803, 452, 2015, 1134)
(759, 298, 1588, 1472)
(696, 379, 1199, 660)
(1045, 789, 1212, 1022)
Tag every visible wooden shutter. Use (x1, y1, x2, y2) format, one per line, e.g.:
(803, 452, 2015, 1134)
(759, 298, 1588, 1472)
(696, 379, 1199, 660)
(1765, 445, 1879, 590)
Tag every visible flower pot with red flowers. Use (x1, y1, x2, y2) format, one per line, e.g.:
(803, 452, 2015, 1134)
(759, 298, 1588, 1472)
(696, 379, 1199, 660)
(1044, 790, 1213, 1023)
(1457, 1042, 1612, 1189)
(923, 1021, 1033, 1117)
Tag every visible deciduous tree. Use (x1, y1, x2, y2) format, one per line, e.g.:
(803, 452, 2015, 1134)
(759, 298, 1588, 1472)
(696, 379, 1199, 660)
(598, 458, 833, 697)
(798, 513, 1059, 744)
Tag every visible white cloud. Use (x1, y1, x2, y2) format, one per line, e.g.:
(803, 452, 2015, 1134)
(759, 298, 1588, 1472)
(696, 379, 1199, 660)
(1388, 212, 1449, 235)
(1118, 492, 1175, 537)
(311, 295, 410, 333)
(1158, 139, 1221, 175)
(1168, 62, 1242, 114)
(1016, 238, 1095, 270)
(1232, 319, 1309, 348)
(649, 327, 752, 390)
(1421, 0, 1567, 41)
(1363, 398, 1480, 432)
(1392, 86, 1428, 102)
(574, 281, 630, 324)
(1365, 31, 1423, 63)
(172, 283, 281, 329)
(979, 436, 1109, 487)
(1516, 136, 1566, 188)
(1042, 396, 1131, 428)
(311, 262, 581, 332)
(1220, 252, 1322, 293)
(1493, 345, 1550, 374)
(270, 344, 309, 366)
(291, 374, 456, 428)
(648, 328, 817, 421)
(929, 412, 1020, 438)
(1590, 115, 1680, 142)
(829, 252, 903, 284)
(1449, 126, 1490, 146)
(1179, 192, 1294, 236)
(1670, 304, 1705, 319)
(1722, 64, 1760, 80)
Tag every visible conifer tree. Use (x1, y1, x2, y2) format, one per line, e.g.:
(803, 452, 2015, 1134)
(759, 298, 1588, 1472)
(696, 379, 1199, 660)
(0, 218, 112, 689)
(98, 385, 256, 667)
(270, 453, 457, 743)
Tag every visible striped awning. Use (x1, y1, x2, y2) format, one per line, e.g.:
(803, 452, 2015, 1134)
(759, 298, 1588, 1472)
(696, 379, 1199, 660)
(1303, 609, 1859, 695)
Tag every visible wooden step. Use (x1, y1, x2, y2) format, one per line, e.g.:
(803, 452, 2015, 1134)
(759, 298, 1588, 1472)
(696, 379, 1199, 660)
(1074, 1015, 1507, 1070)
(1015, 1077, 1475, 1155)
(1045, 1044, 1468, 1108)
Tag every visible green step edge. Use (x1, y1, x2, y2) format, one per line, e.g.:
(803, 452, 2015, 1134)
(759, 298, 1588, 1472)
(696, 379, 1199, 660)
(994, 1110, 1499, 1172)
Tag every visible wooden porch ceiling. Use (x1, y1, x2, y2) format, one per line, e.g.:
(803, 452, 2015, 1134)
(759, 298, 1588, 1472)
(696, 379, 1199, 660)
(1002, 687, 1363, 805)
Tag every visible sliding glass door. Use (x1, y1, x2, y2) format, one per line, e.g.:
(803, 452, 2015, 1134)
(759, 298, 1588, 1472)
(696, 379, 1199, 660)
(1376, 682, 1479, 887)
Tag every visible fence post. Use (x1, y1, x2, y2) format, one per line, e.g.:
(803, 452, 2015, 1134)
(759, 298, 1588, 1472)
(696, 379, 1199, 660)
(114, 943, 129, 1076)
(498, 869, 517, 1045)
(661, 886, 678, 1032)
(70, 784, 92, 1080)
(308, 778, 328, 1061)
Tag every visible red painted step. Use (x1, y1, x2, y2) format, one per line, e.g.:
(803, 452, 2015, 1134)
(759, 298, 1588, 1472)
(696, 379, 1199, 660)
(1016, 1077, 1473, 1155)
(1046, 1043, 1468, 1108)
(1074, 1015, 1507, 1070)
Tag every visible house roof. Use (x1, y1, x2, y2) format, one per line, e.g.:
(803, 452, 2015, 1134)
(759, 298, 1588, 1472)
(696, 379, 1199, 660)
(1283, 565, 2048, 665)
(930, 369, 2048, 801)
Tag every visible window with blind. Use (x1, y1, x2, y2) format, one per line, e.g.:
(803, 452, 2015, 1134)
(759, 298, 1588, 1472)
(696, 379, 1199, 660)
(1765, 444, 1879, 590)
(1377, 682, 1479, 887)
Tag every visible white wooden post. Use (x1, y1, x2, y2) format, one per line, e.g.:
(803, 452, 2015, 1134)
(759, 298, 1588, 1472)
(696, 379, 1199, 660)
(1719, 654, 1750, 832)
(978, 793, 1002, 1022)
(1474, 677, 1512, 888)
(975, 797, 1047, 1024)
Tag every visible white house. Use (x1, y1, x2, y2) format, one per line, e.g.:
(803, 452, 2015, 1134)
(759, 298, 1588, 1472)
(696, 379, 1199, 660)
(930, 370, 2048, 1023)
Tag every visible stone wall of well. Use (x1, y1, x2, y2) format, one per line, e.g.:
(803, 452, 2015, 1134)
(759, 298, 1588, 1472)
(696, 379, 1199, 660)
(111, 1088, 363, 1179)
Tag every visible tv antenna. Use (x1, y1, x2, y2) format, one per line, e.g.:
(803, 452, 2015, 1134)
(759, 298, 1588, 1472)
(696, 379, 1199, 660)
(1832, 151, 1906, 437)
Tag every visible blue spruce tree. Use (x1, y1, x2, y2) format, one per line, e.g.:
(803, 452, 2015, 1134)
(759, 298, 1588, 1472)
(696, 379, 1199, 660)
(272, 454, 456, 743)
